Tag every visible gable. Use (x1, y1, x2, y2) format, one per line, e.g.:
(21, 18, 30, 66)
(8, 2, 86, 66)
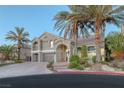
(39, 32, 70, 42)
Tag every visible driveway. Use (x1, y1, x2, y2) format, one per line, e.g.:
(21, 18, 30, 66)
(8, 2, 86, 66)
(0, 62, 53, 78)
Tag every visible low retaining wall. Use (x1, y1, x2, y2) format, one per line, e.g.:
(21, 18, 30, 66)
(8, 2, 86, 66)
(0, 60, 14, 65)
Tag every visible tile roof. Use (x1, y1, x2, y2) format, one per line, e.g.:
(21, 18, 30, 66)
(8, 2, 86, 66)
(77, 35, 104, 48)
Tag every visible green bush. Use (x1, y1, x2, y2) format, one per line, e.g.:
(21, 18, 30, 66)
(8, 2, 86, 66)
(92, 56, 96, 63)
(80, 45, 88, 66)
(69, 55, 80, 63)
(81, 45, 88, 58)
(100, 61, 107, 64)
(69, 55, 90, 70)
(68, 61, 79, 68)
(14, 59, 22, 63)
(69, 55, 80, 69)
(80, 57, 89, 64)
(47, 61, 54, 69)
(76, 65, 85, 70)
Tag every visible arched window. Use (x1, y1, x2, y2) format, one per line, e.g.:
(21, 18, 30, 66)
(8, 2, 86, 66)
(50, 40, 54, 48)
(33, 42, 38, 50)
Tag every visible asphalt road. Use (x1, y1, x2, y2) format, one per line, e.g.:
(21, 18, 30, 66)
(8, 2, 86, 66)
(0, 74, 124, 88)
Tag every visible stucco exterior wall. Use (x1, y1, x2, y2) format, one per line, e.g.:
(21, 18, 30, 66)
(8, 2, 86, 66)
(31, 32, 71, 62)
(32, 32, 71, 51)
(31, 32, 105, 62)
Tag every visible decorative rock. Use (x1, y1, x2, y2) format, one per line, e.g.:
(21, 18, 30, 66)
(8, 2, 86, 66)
(101, 65, 115, 72)
(83, 67, 91, 72)
(88, 60, 94, 65)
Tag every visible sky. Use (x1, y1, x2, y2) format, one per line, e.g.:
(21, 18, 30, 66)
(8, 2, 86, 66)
(0, 5, 120, 45)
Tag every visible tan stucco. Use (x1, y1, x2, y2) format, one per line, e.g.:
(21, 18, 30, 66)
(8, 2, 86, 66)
(31, 32, 105, 62)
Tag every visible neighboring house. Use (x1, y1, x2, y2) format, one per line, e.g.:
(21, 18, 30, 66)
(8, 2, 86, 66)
(12, 45, 31, 61)
(77, 35, 105, 59)
(0, 45, 31, 61)
(0, 53, 3, 61)
(31, 32, 105, 62)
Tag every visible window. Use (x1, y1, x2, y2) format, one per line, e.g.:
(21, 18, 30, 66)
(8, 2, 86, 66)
(40, 41, 42, 50)
(88, 46, 96, 52)
(77, 47, 81, 53)
(33, 42, 38, 50)
(50, 40, 54, 48)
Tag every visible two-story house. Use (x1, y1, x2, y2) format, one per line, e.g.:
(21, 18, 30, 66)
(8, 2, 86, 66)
(31, 32, 73, 62)
(31, 32, 105, 62)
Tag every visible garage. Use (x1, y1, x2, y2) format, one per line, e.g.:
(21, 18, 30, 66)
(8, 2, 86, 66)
(43, 53, 54, 62)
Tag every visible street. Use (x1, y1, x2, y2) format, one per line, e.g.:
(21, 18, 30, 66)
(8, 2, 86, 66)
(0, 74, 124, 88)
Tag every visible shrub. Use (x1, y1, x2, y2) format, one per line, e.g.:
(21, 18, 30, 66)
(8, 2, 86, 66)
(68, 61, 79, 68)
(69, 55, 80, 63)
(92, 56, 96, 63)
(47, 61, 54, 69)
(69, 55, 90, 70)
(80, 57, 89, 64)
(81, 45, 88, 58)
(112, 51, 124, 60)
(69, 55, 80, 69)
(0, 45, 13, 61)
(100, 61, 107, 64)
(14, 59, 22, 63)
(76, 65, 85, 70)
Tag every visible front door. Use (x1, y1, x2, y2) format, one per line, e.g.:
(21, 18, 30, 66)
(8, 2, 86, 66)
(56, 44, 67, 62)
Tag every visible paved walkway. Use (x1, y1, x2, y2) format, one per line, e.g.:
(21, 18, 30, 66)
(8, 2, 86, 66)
(0, 62, 53, 78)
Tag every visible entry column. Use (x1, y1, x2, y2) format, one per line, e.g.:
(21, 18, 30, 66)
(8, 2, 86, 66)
(31, 53, 34, 62)
(38, 40, 41, 62)
(54, 50, 56, 63)
(38, 52, 41, 62)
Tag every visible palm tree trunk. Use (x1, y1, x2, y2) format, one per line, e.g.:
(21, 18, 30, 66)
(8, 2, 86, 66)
(73, 33, 78, 55)
(17, 41, 22, 60)
(74, 39, 77, 55)
(95, 18, 102, 63)
(73, 21, 78, 55)
(95, 43, 101, 63)
(102, 30, 105, 61)
(17, 48, 21, 60)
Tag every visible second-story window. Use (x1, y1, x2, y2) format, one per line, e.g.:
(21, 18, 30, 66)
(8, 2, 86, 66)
(33, 42, 38, 50)
(88, 46, 96, 52)
(50, 40, 54, 48)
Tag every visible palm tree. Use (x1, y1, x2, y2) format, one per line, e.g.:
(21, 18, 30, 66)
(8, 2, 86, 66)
(0, 45, 13, 60)
(80, 5, 124, 62)
(6, 27, 30, 60)
(106, 32, 124, 59)
(54, 6, 94, 54)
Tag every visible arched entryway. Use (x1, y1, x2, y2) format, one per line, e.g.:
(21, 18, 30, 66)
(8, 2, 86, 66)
(56, 44, 67, 62)
(33, 41, 38, 51)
